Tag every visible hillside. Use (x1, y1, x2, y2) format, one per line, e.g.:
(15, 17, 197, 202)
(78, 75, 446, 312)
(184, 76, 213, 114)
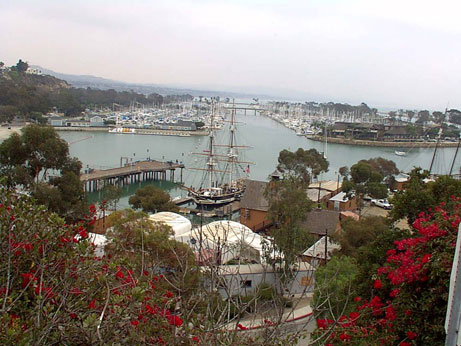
(0, 65, 191, 123)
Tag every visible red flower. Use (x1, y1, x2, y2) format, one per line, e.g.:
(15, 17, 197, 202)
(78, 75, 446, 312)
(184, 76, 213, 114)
(163, 291, 174, 299)
(89, 299, 96, 309)
(349, 312, 360, 320)
(400, 342, 411, 346)
(115, 270, 124, 279)
(339, 332, 351, 341)
(373, 279, 383, 289)
(168, 315, 183, 327)
(389, 289, 400, 298)
(317, 319, 327, 329)
(407, 331, 417, 340)
(69, 313, 77, 319)
(130, 320, 139, 327)
(353, 297, 361, 302)
(192, 336, 200, 343)
(21, 273, 37, 288)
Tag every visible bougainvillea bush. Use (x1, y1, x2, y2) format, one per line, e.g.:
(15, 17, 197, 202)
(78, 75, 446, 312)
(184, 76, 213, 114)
(0, 186, 272, 345)
(0, 186, 209, 344)
(312, 196, 460, 345)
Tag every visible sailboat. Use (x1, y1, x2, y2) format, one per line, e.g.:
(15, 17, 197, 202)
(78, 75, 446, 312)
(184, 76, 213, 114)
(183, 100, 251, 208)
(394, 150, 407, 156)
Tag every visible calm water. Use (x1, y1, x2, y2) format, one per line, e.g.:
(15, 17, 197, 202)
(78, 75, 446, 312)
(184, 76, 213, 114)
(58, 112, 459, 208)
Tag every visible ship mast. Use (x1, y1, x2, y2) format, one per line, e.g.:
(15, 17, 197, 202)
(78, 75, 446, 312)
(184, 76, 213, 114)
(208, 100, 215, 190)
(228, 99, 237, 187)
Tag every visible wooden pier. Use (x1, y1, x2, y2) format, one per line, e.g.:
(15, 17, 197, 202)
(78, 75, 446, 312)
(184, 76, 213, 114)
(80, 160, 185, 192)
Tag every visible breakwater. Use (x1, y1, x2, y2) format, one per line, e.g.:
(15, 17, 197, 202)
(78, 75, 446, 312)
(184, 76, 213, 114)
(306, 136, 458, 148)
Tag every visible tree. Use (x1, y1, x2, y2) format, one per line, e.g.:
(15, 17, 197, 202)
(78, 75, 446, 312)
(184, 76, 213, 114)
(128, 185, 178, 213)
(0, 125, 86, 221)
(390, 168, 461, 224)
(432, 111, 445, 124)
(15, 59, 28, 73)
(313, 198, 460, 345)
(277, 148, 329, 185)
(332, 216, 389, 259)
(264, 176, 313, 270)
(313, 256, 359, 319)
(344, 157, 398, 199)
(416, 110, 431, 125)
(406, 110, 415, 123)
(101, 184, 123, 211)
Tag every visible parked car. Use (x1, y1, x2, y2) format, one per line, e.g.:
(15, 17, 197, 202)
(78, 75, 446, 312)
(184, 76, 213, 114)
(371, 199, 393, 210)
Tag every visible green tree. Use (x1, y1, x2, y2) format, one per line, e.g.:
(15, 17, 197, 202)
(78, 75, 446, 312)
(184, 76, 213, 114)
(0, 125, 86, 221)
(313, 256, 359, 319)
(264, 177, 313, 269)
(332, 216, 389, 259)
(344, 157, 398, 200)
(128, 185, 178, 213)
(390, 168, 461, 224)
(101, 184, 123, 211)
(15, 59, 29, 73)
(277, 148, 329, 184)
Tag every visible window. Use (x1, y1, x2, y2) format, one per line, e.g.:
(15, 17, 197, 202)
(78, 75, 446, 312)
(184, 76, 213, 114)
(244, 209, 251, 219)
(240, 280, 252, 288)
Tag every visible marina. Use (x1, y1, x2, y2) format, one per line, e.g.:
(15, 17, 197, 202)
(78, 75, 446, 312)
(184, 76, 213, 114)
(58, 109, 460, 211)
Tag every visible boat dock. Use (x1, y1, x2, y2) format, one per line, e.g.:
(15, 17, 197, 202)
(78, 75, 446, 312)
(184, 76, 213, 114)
(80, 159, 185, 192)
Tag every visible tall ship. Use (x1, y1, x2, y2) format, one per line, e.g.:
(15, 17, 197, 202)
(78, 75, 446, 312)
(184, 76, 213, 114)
(183, 100, 252, 208)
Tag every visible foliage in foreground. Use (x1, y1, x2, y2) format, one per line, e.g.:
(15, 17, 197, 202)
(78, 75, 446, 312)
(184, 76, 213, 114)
(312, 196, 460, 345)
(0, 187, 262, 345)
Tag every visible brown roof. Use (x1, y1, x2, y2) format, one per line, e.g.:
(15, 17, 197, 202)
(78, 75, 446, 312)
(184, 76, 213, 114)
(384, 126, 408, 136)
(240, 180, 269, 211)
(301, 209, 340, 235)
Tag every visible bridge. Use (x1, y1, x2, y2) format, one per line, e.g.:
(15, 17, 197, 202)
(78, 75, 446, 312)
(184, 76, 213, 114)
(80, 159, 185, 192)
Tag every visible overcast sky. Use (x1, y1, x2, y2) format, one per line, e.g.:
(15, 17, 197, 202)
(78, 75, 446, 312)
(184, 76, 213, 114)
(1, 0, 461, 110)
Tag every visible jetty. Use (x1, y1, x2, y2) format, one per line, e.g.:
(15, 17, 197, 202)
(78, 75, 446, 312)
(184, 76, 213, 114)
(81, 159, 185, 192)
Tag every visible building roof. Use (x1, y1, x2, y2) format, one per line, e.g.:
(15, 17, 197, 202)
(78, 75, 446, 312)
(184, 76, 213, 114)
(384, 126, 409, 136)
(213, 261, 315, 275)
(240, 180, 269, 211)
(307, 189, 330, 202)
(340, 211, 360, 221)
(301, 209, 341, 235)
(329, 192, 350, 203)
(302, 236, 341, 259)
(309, 180, 341, 192)
(393, 173, 410, 183)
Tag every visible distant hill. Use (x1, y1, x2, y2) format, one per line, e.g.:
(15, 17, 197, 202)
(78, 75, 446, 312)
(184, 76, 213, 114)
(31, 66, 270, 99)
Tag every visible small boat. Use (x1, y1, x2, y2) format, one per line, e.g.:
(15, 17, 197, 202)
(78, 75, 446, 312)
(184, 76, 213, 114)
(395, 151, 407, 156)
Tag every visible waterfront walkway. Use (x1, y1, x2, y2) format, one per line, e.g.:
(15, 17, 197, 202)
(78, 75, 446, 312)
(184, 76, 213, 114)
(80, 159, 184, 192)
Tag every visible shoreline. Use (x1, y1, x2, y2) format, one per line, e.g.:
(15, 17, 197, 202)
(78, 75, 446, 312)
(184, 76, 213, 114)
(0, 126, 22, 140)
(55, 127, 209, 137)
(306, 135, 458, 148)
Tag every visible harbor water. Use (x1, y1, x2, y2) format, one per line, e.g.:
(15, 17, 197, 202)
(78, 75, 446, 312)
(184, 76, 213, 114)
(58, 112, 459, 209)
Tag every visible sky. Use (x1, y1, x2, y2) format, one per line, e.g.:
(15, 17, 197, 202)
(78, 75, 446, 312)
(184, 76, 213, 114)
(1, 0, 461, 110)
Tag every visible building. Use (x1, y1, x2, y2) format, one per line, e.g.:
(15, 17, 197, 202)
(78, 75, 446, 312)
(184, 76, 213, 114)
(327, 192, 358, 211)
(89, 115, 105, 127)
(390, 173, 410, 191)
(48, 115, 64, 127)
(155, 120, 197, 131)
(209, 261, 315, 299)
(239, 180, 271, 232)
(301, 236, 341, 267)
(307, 180, 342, 206)
(301, 209, 342, 239)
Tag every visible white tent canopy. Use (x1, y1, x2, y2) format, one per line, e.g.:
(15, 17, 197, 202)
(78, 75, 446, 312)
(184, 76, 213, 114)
(149, 212, 192, 236)
(175, 220, 267, 264)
